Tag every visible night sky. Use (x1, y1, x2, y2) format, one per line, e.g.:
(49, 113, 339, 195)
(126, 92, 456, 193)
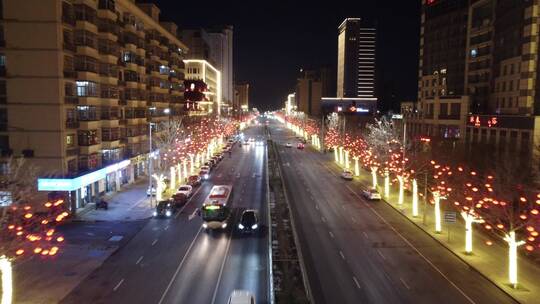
(152, 0, 421, 112)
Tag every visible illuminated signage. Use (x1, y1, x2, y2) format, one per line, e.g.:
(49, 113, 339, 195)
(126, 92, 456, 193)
(469, 116, 498, 128)
(38, 160, 131, 191)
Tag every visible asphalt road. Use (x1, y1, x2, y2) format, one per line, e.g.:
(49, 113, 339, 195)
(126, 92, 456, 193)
(269, 120, 516, 304)
(61, 124, 269, 304)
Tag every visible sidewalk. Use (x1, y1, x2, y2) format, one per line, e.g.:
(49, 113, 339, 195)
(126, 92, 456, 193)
(76, 178, 154, 222)
(320, 151, 540, 303)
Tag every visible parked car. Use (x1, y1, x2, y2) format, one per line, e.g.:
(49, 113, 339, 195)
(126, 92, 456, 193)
(228, 290, 256, 304)
(341, 170, 354, 180)
(177, 185, 193, 197)
(297, 143, 305, 150)
(187, 175, 201, 186)
(146, 186, 157, 196)
(171, 193, 188, 208)
(362, 188, 381, 200)
(285, 143, 292, 148)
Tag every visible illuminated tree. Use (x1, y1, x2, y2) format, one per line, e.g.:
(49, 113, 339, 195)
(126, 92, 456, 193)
(475, 159, 540, 288)
(0, 158, 66, 304)
(366, 117, 399, 193)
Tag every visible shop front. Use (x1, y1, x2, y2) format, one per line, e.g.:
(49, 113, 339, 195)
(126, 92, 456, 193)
(37, 160, 131, 214)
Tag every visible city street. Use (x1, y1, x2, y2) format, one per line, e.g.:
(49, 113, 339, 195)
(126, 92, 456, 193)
(60, 125, 270, 304)
(268, 120, 516, 304)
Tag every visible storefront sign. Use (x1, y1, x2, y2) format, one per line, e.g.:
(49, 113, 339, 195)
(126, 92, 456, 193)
(38, 160, 132, 191)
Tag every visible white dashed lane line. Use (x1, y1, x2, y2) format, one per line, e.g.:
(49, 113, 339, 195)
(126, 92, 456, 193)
(329, 231, 335, 239)
(353, 276, 362, 289)
(136, 256, 144, 265)
(339, 250, 346, 260)
(113, 279, 124, 291)
(400, 277, 411, 290)
(151, 239, 158, 246)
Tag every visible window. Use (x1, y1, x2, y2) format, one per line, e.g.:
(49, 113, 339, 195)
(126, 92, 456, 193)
(159, 65, 170, 75)
(75, 55, 98, 73)
(74, 30, 97, 49)
(66, 134, 75, 147)
(501, 97, 506, 108)
(78, 130, 99, 146)
(76, 81, 99, 97)
(509, 80, 513, 91)
(501, 82, 506, 92)
(510, 64, 514, 74)
(503, 65, 507, 76)
(0, 54, 5, 67)
(0, 108, 6, 131)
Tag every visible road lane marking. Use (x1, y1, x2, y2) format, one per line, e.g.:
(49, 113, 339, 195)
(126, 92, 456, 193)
(353, 276, 362, 289)
(329, 231, 335, 239)
(342, 205, 346, 210)
(346, 187, 477, 304)
(151, 239, 158, 246)
(158, 227, 203, 304)
(377, 249, 386, 260)
(188, 209, 198, 221)
(135, 256, 143, 265)
(321, 216, 326, 223)
(211, 231, 234, 304)
(113, 279, 124, 291)
(400, 277, 411, 290)
(351, 217, 357, 223)
(339, 250, 346, 260)
(164, 225, 169, 231)
(363, 232, 369, 239)
(315, 204, 319, 210)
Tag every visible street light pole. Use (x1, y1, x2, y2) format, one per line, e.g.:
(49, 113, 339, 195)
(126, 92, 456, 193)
(148, 122, 154, 208)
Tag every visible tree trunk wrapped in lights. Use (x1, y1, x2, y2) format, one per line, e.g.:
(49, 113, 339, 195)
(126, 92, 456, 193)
(169, 166, 176, 191)
(433, 191, 444, 233)
(412, 179, 419, 217)
(397, 175, 404, 205)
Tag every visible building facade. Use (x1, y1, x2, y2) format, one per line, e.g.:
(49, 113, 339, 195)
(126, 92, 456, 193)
(1, 0, 189, 211)
(408, 0, 540, 159)
(296, 70, 322, 117)
(234, 83, 249, 115)
(337, 18, 377, 99)
(184, 60, 221, 116)
(206, 26, 233, 114)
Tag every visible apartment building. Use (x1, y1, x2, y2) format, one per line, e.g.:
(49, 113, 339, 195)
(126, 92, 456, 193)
(184, 59, 221, 116)
(0, 0, 189, 211)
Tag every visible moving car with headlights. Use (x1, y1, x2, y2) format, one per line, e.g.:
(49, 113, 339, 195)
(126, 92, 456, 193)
(285, 143, 292, 148)
(171, 193, 188, 208)
(199, 168, 210, 180)
(187, 175, 201, 186)
(297, 142, 305, 150)
(177, 185, 193, 197)
(362, 188, 381, 200)
(228, 290, 256, 304)
(341, 170, 354, 180)
(238, 209, 259, 234)
(154, 200, 174, 218)
(201, 185, 233, 230)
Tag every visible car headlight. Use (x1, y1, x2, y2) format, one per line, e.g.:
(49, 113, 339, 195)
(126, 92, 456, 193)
(238, 224, 245, 229)
(221, 223, 228, 229)
(204, 174, 209, 179)
(165, 210, 172, 217)
(202, 223, 208, 228)
(153, 211, 158, 216)
(251, 224, 258, 229)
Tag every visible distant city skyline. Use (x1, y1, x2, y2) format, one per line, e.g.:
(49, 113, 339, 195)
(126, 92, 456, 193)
(152, 0, 420, 111)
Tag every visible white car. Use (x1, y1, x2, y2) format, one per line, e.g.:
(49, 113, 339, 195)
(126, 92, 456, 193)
(199, 168, 210, 180)
(285, 143, 292, 148)
(201, 165, 211, 172)
(177, 185, 193, 197)
(228, 290, 256, 304)
(146, 186, 156, 196)
(341, 170, 354, 180)
(362, 188, 381, 200)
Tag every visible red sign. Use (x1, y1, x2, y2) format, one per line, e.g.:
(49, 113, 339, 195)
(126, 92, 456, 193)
(469, 116, 498, 128)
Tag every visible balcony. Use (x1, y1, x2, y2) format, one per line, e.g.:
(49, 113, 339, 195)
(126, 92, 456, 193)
(63, 42, 76, 52)
(438, 114, 461, 120)
(65, 96, 79, 104)
(66, 120, 79, 129)
(64, 70, 77, 78)
(66, 147, 79, 157)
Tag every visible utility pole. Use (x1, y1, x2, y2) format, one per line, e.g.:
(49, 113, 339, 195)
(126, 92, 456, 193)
(148, 122, 154, 209)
